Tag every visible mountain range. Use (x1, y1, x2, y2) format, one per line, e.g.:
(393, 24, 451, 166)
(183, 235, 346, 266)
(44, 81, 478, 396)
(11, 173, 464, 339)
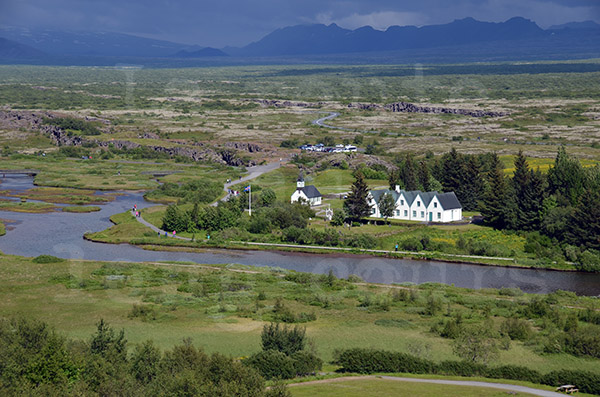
(0, 17, 599, 64)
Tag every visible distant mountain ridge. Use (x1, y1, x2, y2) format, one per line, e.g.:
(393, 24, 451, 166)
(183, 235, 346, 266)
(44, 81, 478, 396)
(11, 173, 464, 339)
(0, 17, 599, 64)
(0, 37, 46, 58)
(173, 48, 228, 57)
(0, 27, 210, 58)
(231, 17, 596, 57)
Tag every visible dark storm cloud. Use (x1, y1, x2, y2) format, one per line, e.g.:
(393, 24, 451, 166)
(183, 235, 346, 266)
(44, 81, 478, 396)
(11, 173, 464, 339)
(0, 0, 598, 47)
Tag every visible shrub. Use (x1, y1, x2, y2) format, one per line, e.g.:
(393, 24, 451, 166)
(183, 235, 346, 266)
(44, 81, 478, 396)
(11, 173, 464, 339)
(261, 323, 306, 356)
(333, 348, 434, 374)
(485, 365, 542, 383)
(290, 350, 322, 376)
(32, 255, 65, 264)
(244, 350, 295, 380)
(500, 318, 533, 341)
(541, 370, 600, 395)
(401, 237, 423, 252)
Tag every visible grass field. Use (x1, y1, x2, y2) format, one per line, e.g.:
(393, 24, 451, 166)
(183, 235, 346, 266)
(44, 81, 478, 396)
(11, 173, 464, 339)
(289, 377, 542, 397)
(0, 251, 598, 375)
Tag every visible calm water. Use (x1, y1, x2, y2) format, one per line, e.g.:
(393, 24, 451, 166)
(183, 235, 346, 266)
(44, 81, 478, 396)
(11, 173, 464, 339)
(1, 175, 599, 295)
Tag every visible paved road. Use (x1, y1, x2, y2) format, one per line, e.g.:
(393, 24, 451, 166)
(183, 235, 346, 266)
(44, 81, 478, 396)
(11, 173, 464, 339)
(215, 161, 283, 206)
(286, 375, 566, 396)
(310, 111, 414, 137)
(136, 160, 283, 235)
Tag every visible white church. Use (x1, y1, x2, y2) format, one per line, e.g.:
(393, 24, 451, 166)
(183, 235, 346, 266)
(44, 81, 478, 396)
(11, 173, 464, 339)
(290, 172, 322, 206)
(368, 186, 462, 223)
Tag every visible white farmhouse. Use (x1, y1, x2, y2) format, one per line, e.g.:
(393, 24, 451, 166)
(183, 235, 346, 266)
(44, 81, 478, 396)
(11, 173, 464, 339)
(290, 172, 322, 206)
(368, 186, 462, 223)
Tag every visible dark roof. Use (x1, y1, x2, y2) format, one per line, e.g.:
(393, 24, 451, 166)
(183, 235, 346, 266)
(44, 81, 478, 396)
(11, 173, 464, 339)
(370, 189, 401, 203)
(369, 188, 462, 210)
(437, 192, 462, 210)
(300, 185, 321, 198)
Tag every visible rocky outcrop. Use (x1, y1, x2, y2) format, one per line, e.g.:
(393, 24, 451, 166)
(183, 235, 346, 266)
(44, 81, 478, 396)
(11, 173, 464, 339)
(0, 110, 257, 166)
(385, 101, 507, 117)
(138, 132, 160, 139)
(347, 103, 382, 111)
(254, 99, 326, 108)
(224, 142, 263, 153)
(347, 101, 508, 117)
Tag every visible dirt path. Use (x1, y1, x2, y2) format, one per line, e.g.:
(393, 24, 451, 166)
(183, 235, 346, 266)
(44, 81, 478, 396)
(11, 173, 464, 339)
(286, 375, 566, 396)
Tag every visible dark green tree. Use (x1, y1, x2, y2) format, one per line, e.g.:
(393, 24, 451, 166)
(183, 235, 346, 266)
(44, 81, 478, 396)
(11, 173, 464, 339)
(161, 204, 189, 232)
(566, 188, 600, 250)
(261, 323, 306, 356)
(378, 192, 396, 222)
(260, 188, 277, 207)
(479, 154, 510, 229)
(131, 340, 161, 384)
(418, 160, 431, 192)
(458, 156, 484, 211)
(388, 168, 402, 190)
(344, 171, 371, 221)
(401, 153, 419, 191)
(547, 146, 586, 205)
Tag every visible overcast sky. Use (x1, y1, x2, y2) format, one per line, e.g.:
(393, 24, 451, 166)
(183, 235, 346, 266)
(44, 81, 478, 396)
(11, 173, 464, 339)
(1, 0, 599, 47)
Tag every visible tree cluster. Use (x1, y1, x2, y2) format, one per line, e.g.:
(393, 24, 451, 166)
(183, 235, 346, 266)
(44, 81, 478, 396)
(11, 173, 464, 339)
(479, 148, 600, 270)
(244, 323, 322, 380)
(0, 318, 272, 396)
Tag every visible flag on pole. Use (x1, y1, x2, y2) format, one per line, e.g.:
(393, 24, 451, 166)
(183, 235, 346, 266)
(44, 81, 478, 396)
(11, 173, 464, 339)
(244, 185, 251, 192)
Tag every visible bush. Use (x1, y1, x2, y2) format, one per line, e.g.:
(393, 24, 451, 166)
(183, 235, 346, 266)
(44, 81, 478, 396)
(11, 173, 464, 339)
(562, 326, 600, 358)
(485, 365, 542, 383)
(290, 350, 322, 376)
(542, 370, 600, 395)
(244, 350, 296, 380)
(261, 323, 306, 356)
(32, 255, 65, 264)
(500, 318, 533, 341)
(401, 237, 423, 252)
(333, 348, 434, 374)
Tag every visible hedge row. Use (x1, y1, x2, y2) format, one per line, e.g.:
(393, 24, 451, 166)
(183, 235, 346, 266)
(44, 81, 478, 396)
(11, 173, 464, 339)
(334, 348, 600, 395)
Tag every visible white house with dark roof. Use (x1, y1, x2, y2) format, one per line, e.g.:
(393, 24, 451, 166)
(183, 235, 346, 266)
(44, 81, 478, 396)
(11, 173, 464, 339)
(291, 172, 322, 206)
(368, 186, 461, 223)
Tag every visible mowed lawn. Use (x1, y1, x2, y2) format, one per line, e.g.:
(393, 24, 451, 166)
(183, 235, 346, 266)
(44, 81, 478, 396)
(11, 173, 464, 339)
(289, 378, 543, 397)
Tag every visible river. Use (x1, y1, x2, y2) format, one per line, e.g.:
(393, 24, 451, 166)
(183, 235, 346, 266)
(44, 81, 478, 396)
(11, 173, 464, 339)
(0, 175, 599, 295)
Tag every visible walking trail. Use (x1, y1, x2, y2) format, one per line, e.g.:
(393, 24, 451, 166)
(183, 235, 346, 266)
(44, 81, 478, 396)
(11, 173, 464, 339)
(133, 159, 516, 262)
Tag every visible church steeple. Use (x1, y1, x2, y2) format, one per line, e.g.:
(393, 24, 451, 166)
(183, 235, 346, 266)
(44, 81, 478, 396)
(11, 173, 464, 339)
(297, 171, 305, 189)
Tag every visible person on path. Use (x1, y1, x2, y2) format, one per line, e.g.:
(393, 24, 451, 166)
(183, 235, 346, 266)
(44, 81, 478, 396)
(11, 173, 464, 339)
(395, 243, 399, 252)
(173, 230, 176, 237)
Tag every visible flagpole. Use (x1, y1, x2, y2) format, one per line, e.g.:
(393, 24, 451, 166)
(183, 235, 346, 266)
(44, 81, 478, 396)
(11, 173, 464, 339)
(248, 184, 251, 216)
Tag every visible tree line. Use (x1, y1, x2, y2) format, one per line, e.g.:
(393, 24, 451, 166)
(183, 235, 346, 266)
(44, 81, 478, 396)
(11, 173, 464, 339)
(343, 147, 600, 270)
(0, 317, 297, 397)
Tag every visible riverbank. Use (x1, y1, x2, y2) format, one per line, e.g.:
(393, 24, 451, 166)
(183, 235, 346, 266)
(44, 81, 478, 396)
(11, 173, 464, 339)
(86, 210, 581, 273)
(0, 251, 598, 376)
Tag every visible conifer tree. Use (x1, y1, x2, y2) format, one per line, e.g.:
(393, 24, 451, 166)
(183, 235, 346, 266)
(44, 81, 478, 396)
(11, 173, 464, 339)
(479, 153, 509, 229)
(547, 146, 586, 205)
(344, 171, 371, 221)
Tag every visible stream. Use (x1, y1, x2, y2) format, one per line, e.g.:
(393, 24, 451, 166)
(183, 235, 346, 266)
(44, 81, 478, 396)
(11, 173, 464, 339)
(0, 175, 599, 295)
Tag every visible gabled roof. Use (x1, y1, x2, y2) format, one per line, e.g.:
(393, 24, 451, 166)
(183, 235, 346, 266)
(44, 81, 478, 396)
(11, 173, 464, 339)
(369, 188, 462, 210)
(419, 191, 438, 207)
(300, 185, 321, 198)
(370, 189, 400, 204)
(437, 192, 462, 210)
(401, 190, 420, 206)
